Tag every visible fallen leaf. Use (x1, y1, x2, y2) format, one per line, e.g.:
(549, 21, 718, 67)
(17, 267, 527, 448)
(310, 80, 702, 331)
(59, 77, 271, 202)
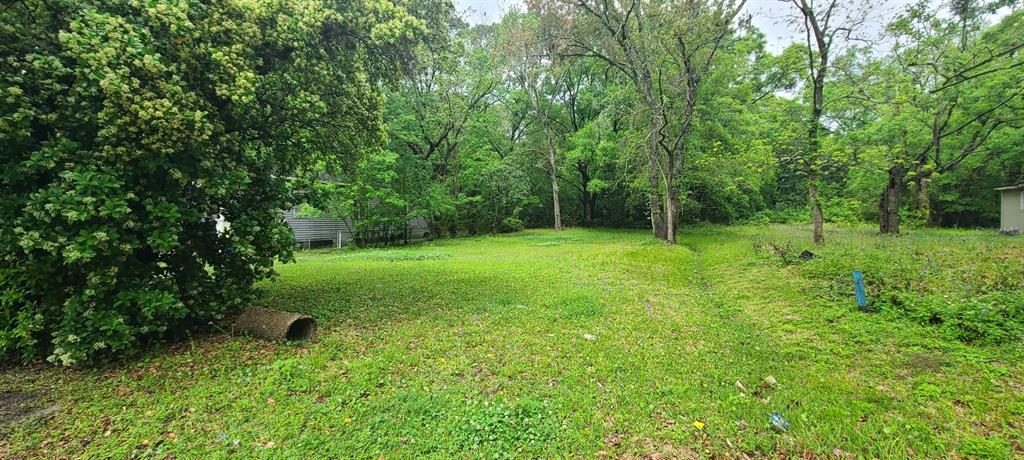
(692, 420, 705, 430)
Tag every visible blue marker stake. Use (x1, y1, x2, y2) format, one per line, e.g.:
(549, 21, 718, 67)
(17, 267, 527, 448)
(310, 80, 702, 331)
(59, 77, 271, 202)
(853, 271, 867, 310)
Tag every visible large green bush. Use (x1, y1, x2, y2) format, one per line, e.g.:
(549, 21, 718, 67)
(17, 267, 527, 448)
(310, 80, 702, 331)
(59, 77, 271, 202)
(0, 0, 435, 364)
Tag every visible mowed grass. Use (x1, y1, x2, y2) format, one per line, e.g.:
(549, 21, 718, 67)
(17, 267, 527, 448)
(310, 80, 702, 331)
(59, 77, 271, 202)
(2, 226, 1023, 458)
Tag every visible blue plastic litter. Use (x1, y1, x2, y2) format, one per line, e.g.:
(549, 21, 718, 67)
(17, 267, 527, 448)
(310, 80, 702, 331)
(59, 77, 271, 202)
(769, 412, 790, 432)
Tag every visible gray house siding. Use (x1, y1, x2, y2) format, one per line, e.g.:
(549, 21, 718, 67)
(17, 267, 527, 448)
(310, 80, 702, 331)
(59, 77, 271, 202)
(283, 209, 431, 247)
(999, 188, 1024, 233)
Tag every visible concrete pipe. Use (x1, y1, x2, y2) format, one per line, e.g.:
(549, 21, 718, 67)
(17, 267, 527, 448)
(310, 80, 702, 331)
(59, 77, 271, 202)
(232, 307, 316, 341)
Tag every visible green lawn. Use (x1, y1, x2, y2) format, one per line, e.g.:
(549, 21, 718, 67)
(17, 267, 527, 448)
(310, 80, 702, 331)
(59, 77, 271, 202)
(3, 226, 1023, 458)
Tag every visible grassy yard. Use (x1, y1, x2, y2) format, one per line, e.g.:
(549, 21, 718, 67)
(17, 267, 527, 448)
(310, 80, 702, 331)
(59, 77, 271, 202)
(2, 225, 1023, 458)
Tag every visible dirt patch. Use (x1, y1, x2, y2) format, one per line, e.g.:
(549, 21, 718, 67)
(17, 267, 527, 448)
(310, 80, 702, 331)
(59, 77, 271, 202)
(902, 351, 945, 376)
(0, 392, 60, 432)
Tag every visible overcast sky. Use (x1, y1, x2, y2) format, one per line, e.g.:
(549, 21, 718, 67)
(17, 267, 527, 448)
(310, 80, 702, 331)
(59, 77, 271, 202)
(451, 0, 941, 54)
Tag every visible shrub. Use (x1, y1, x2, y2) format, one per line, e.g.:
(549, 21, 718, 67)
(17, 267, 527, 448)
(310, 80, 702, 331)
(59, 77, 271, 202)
(798, 231, 1024, 344)
(500, 217, 526, 233)
(0, 0, 429, 364)
(752, 238, 808, 266)
(744, 207, 808, 225)
(885, 292, 1024, 344)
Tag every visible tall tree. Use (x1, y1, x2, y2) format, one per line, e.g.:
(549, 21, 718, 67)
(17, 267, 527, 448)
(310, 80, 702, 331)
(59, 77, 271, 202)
(562, 0, 746, 244)
(561, 63, 619, 225)
(877, 3, 1024, 233)
(786, 0, 867, 244)
(497, 9, 568, 231)
(386, 18, 498, 235)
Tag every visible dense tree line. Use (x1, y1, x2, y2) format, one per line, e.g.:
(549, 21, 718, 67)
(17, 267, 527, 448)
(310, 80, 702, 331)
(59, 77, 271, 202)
(330, 0, 1022, 245)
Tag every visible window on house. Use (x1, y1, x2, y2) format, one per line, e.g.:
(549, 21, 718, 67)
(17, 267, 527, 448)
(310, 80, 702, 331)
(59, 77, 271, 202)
(1020, 190, 1024, 210)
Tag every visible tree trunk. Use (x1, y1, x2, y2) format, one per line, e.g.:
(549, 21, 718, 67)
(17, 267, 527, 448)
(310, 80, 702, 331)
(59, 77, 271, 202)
(578, 162, 593, 226)
(664, 179, 676, 245)
(808, 88, 825, 245)
(671, 188, 682, 231)
(590, 197, 598, 225)
(805, 15, 829, 246)
(648, 109, 666, 239)
(589, 191, 598, 224)
(546, 141, 562, 231)
(528, 84, 563, 232)
(583, 192, 593, 226)
(809, 173, 824, 245)
(650, 169, 666, 238)
(919, 177, 935, 227)
(548, 169, 562, 231)
(879, 166, 902, 234)
(425, 219, 437, 240)
(668, 183, 684, 244)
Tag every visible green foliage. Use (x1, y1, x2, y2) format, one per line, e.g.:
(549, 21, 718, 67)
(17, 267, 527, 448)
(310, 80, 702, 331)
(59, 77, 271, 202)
(822, 197, 869, 225)
(959, 435, 1012, 460)
(0, 0, 428, 364)
(305, 149, 424, 246)
(456, 150, 539, 234)
(744, 207, 808, 225)
(500, 217, 526, 233)
(798, 230, 1024, 344)
(453, 399, 557, 455)
(329, 0, 1022, 239)
(852, 3, 1024, 230)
